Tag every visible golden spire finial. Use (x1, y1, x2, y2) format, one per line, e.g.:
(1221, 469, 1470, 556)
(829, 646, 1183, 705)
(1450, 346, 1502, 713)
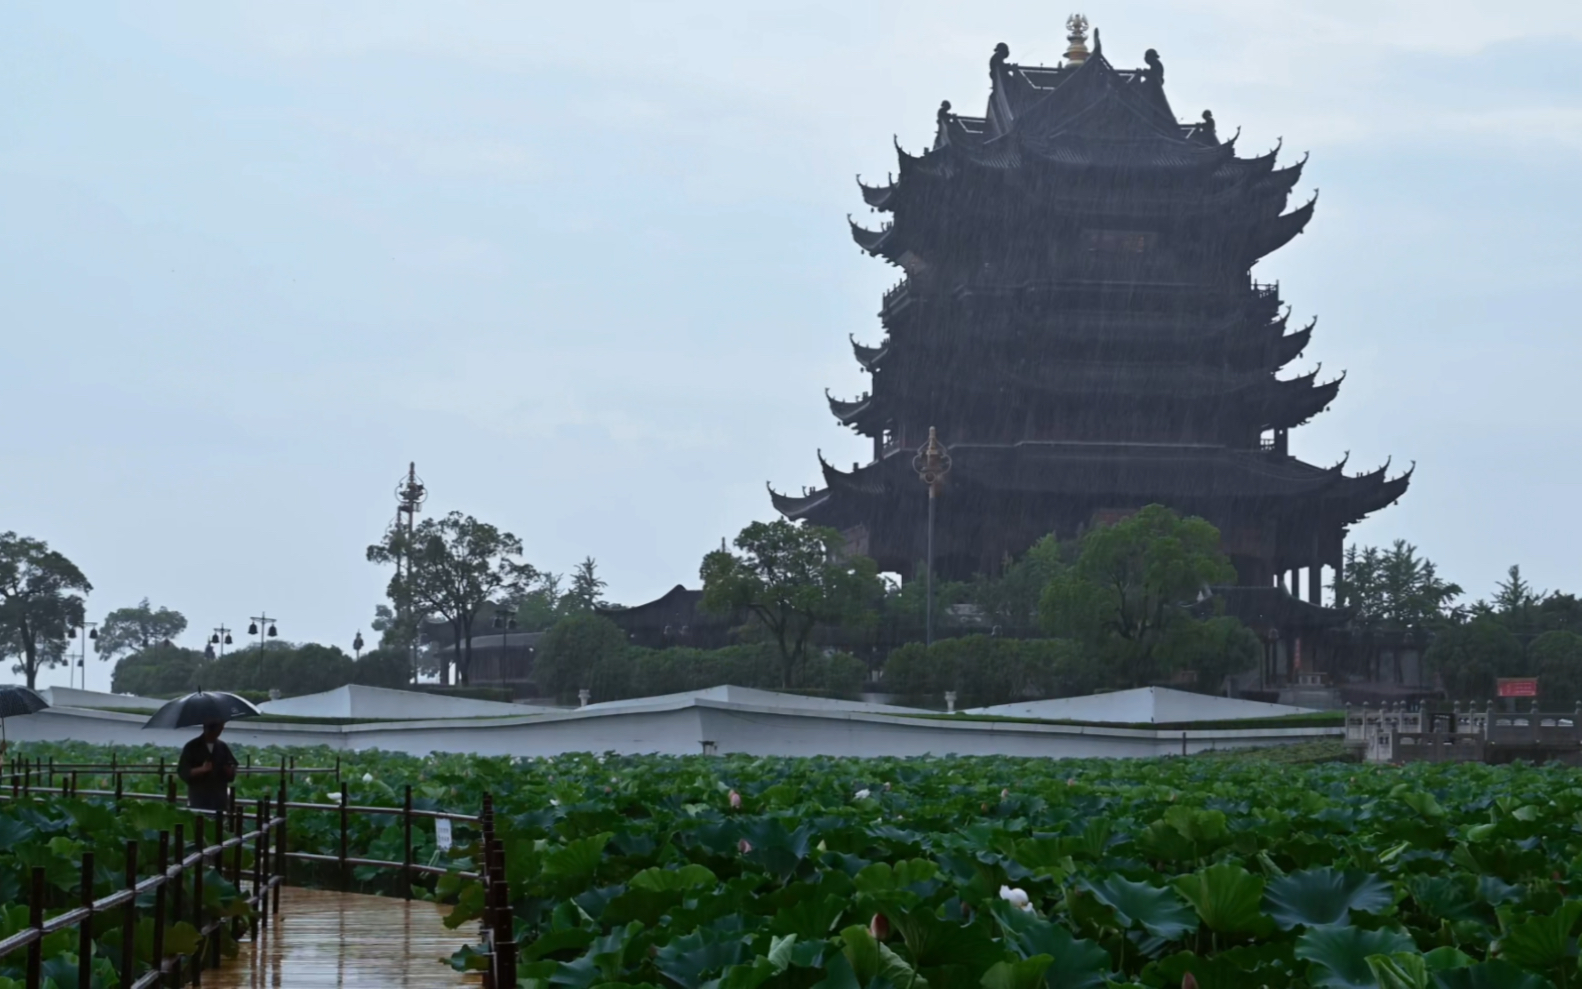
(1065, 13, 1090, 64)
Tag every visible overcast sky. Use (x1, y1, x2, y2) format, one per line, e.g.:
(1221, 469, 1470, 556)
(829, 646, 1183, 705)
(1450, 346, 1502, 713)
(4, 2, 1581, 690)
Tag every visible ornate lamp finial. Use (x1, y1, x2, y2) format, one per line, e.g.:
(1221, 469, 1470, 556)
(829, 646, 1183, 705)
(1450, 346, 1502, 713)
(1065, 13, 1090, 64)
(912, 426, 953, 495)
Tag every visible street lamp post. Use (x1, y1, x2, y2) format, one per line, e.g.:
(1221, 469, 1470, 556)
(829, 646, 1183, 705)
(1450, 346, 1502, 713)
(66, 622, 98, 691)
(208, 625, 233, 661)
(911, 427, 952, 648)
(353, 631, 365, 660)
(493, 606, 518, 679)
(248, 614, 279, 679)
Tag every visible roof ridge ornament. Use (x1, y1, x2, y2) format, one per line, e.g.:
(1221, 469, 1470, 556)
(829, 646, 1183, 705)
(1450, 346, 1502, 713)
(1065, 14, 1089, 64)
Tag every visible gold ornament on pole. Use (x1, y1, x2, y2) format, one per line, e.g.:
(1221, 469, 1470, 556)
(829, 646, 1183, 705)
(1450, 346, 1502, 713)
(912, 427, 952, 646)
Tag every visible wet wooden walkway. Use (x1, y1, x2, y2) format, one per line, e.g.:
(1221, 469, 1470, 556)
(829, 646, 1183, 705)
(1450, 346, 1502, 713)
(208, 887, 481, 988)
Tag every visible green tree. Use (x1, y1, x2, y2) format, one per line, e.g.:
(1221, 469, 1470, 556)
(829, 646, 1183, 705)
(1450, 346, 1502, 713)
(1425, 614, 1524, 700)
(1491, 565, 1545, 628)
(564, 557, 610, 612)
(1038, 505, 1239, 689)
(535, 614, 629, 702)
(971, 533, 1071, 630)
(351, 647, 415, 689)
(367, 511, 538, 685)
(97, 598, 188, 662)
(370, 603, 419, 654)
(0, 532, 92, 689)
(699, 520, 883, 688)
(1334, 541, 1462, 629)
(513, 572, 566, 632)
(1531, 631, 1582, 707)
(111, 643, 206, 697)
(883, 636, 1081, 708)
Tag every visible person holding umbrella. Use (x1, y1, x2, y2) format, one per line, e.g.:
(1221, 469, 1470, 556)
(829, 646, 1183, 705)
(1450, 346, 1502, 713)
(0, 684, 50, 759)
(176, 720, 238, 813)
(144, 690, 260, 814)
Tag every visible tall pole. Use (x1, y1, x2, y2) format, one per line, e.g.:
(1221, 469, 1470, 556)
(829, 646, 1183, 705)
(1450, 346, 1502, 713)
(69, 622, 97, 691)
(912, 427, 952, 649)
(250, 614, 278, 682)
(926, 490, 936, 647)
(394, 463, 427, 685)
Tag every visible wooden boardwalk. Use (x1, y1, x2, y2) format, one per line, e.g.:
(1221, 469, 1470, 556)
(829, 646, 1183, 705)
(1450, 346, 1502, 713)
(208, 887, 481, 988)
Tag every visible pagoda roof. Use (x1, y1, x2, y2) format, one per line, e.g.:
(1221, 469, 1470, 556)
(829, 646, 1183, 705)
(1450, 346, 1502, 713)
(770, 442, 1411, 524)
(850, 335, 889, 371)
(825, 389, 882, 430)
(1203, 586, 1352, 631)
(833, 362, 1341, 434)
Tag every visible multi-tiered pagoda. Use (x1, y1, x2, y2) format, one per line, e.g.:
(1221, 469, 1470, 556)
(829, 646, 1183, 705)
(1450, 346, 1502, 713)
(770, 19, 1409, 603)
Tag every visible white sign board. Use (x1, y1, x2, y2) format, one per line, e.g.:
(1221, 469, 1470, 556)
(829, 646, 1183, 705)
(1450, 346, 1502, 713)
(435, 818, 453, 851)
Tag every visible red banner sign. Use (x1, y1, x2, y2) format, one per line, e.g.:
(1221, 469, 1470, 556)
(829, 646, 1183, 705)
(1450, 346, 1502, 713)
(1498, 678, 1539, 698)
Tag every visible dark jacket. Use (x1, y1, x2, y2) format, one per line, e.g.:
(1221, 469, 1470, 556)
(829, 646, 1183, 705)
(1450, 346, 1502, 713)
(176, 736, 238, 811)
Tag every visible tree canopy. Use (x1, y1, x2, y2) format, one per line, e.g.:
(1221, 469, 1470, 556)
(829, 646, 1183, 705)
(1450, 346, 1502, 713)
(1334, 541, 1462, 630)
(97, 598, 188, 661)
(1039, 504, 1242, 689)
(368, 511, 537, 685)
(700, 520, 882, 688)
(0, 531, 92, 688)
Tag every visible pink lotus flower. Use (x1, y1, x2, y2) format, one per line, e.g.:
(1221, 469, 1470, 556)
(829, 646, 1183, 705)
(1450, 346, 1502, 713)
(738, 839, 753, 854)
(1001, 788, 1009, 799)
(1182, 973, 1199, 989)
(729, 790, 742, 810)
(1066, 778, 1076, 786)
(869, 913, 890, 940)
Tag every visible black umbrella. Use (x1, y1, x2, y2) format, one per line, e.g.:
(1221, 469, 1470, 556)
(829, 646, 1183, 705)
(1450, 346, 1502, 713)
(0, 684, 49, 752)
(142, 691, 261, 730)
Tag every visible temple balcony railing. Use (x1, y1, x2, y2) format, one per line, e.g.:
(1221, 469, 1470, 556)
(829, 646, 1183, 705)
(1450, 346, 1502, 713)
(880, 279, 912, 316)
(1251, 281, 1280, 302)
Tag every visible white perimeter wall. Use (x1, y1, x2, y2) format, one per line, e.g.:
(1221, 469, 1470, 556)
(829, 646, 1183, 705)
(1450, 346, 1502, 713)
(3, 701, 1337, 761)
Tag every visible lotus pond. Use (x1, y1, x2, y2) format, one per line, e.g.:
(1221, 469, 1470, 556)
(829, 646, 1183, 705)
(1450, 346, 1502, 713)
(5, 741, 1582, 988)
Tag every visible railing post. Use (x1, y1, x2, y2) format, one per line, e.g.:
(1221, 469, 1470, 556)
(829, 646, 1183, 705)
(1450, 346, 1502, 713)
(252, 797, 266, 940)
(115, 771, 123, 808)
(339, 786, 350, 890)
(153, 831, 168, 989)
(230, 802, 245, 942)
(172, 824, 185, 935)
(78, 851, 94, 989)
(121, 839, 138, 987)
(403, 784, 414, 901)
(192, 816, 205, 983)
(26, 866, 43, 989)
(274, 777, 287, 914)
(166, 776, 177, 805)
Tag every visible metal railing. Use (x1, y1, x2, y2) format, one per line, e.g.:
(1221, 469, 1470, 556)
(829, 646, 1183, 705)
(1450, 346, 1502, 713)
(7, 753, 340, 785)
(1, 765, 518, 989)
(0, 790, 283, 988)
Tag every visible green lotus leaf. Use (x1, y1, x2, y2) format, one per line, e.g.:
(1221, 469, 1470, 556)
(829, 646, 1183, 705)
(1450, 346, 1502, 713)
(1081, 875, 1197, 940)
(768, 895, 847, 940)
(1265, 868, 1394, 929)
(1367, 952, 1431, 989)
(543, 833, 614, 881)
(1172, 862, 1272, 935)
(991, 902, 1110, 989)
(1431, 961, 1552, 989)
(629, 864, 717, 893)
(1495, 899, 1582, 974)
(1294, 927, 1416, 989)
(838, 924, 929, 989)
(979, 955, 1052, 989)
